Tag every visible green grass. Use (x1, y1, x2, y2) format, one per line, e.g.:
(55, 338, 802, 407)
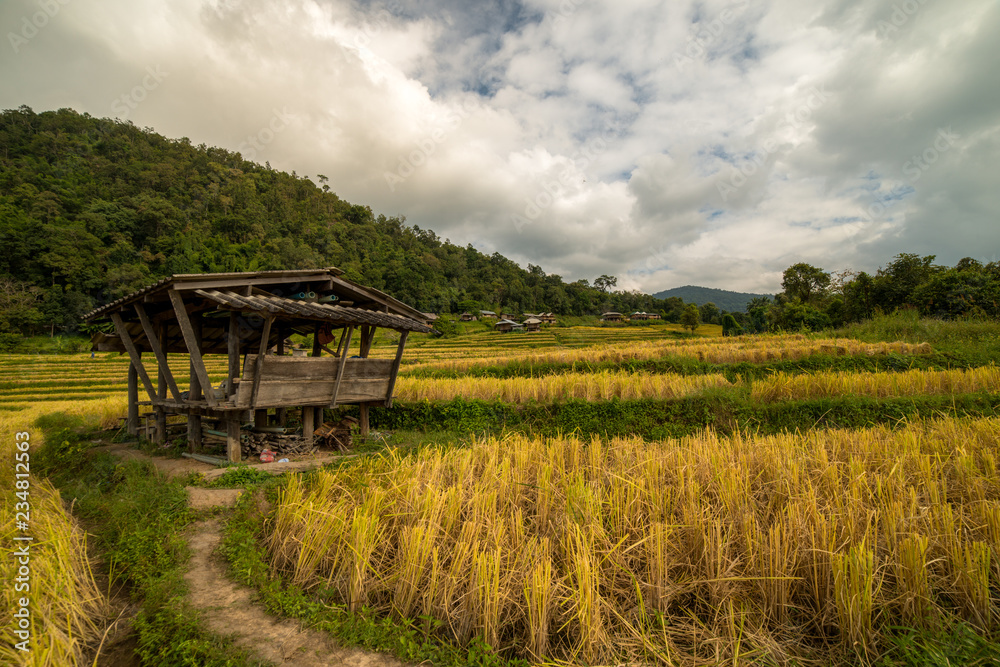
(35, 414, 264, 666)
(836, 310, 1000, 365)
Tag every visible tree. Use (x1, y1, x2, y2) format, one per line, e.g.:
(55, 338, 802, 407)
(781, 263, 830, 304)
(698, 302, 720, 325)
(721, 313, 742, 337)
(594, 274, 617, 293)
(680, 303, 700, 332)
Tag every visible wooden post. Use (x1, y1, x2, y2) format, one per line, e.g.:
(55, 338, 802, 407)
(255, 410, 268, 429)
(248, 315, 273, 409)
(329, 326, 354, 408)
(127, 360, 139, 436)
(276, 326, 287, 423)
(303, 406, 315, 445)
(227, 312, 240, 399)
(156, 322, 167, 445)
(109, 313, 156, 400)
(312, 323, 322, 357)
(187, 311, 203, 452)
(135, 304, 180, 400)
(168, 290, 217, 408)
(226, 416, 241, 463)
(384, 330, 409, 408)
(359, 403, 369, 439)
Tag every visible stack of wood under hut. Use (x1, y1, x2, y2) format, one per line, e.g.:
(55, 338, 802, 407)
(84, 268, 431, 462)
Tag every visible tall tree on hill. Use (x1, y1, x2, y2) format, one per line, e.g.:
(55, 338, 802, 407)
(781, 263, 830, 304)
(681, 303, 700, 332)
(594, 274, 617, 293)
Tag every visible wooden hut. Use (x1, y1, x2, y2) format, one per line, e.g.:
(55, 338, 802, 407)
(539, 312, 556, 324)
(84, 268, 431, 463)
(601, 312, 625, 322)
(480, 310, 498, 319)
(460, 312, 477, 321)
(494, 318, 518, 333)
(523, 317, 542, 332)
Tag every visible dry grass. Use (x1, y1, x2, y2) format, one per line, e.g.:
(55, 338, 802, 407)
(395, 369, 733, 402)
(752, 365, 1000, 402)
(0, 400, 118, 666)
(406, 335, 933, 374)
(266, 416, 1000, 664)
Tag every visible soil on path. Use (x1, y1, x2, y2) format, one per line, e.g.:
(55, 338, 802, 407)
(185, 520, 410, 667)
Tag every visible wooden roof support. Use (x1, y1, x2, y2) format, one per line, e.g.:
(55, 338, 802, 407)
(383, 330, 409, 408)
(359, 324, 375, 358)
(110, 312, 157, 402)
(227, 312, 240, 399)
(134, 303, 181, 400)
(248, 314, 274, 409)
(168, 290, 218, 408)
(329, 325, 355, 407)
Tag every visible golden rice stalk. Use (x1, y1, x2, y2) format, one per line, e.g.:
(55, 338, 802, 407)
(832, 542, 875, 654)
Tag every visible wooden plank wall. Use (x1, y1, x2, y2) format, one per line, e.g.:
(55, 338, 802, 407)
(235, 356, 393, 408)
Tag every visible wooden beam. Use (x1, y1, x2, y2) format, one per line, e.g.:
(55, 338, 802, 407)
(227, 312, 240, 399)
(134, 303, 181, 400)
(359, 324, 375, 358)
(303, 406, 315, 445)
(187, 311, 205, 452)
(248, 315, 273, 409)
(226, 417, 241, 463)
(312, 323, 322, 357)
(155, 321, 167, 445)
(383, 331, 409, 408)
(110, 313, 157, 402)
(127, 361, 139, 436)
(329, 326, 354, 407)
(359, 403, 369, 439)
(168, 290, 217, 408)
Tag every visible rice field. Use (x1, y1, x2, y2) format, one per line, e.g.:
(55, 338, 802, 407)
(4, 321, 1000, 665)
(401, 334, 934, 374)
(267, 418, 1000, 664)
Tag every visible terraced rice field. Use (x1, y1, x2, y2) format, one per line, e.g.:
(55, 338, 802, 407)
(5, 321, 1000, 666)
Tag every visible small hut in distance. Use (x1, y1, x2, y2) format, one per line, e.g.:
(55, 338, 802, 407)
(601, 312, 625, 322)
(494, 318, 518, 333)
(523, 317, 542, 332)
(84, 268, 431, 463)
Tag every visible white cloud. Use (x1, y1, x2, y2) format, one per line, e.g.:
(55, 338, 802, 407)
(1, 0, 998, 293)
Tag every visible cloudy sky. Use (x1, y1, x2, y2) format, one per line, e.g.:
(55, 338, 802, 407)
(2, 0, 998, 293)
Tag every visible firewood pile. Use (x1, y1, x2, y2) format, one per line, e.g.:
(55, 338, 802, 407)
(241, 432, 316, 458)
(313, 416, 357, 453)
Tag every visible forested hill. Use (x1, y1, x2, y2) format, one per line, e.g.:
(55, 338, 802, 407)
(0, 107, 666, 335)
(652, 286, 774, 312)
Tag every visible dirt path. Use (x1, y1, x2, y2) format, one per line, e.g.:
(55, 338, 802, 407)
(185, 520, 410, 667)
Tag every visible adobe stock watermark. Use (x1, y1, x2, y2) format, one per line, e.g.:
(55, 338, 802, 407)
(877, 0, 930, 38)
(550, 0, 588, 25)
(383, 99, 478, 192)
(716, 85, 830, 202)
(673, 0, 750, 72)
(339, 1, 403, 57)
(858, 127, 959, 221)
(8, 0, 72, 54)
(511, 125, 619, 232)
(110, 66, 168, 120)
(238, 108, 298, 161)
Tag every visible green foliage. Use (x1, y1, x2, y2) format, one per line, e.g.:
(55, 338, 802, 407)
(370, 392, 1000, 441)
(0, 107, 678, 333)
(35, 415, 260, 666)
(680, 303, 700, 332)
(721, 313, 742, 336)
(874, 622, 1000, 666)
(781, 262, 831, 303)
(206, 464, 275, 488)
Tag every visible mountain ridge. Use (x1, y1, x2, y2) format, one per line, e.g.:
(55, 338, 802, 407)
(651, 285, 773, 313)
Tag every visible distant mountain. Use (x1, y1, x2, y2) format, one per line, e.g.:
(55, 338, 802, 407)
(652, 286, 774, 313)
